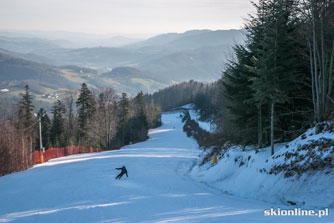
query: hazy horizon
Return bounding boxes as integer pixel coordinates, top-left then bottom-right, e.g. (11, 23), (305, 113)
(1, 0), (256, 38)
(0, 27), (242, 40)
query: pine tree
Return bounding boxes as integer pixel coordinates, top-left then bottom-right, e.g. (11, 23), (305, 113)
(220, 0), (313, 150)
(146, 103), (162, 128)
(17, 85), (35, 166)
(117, 93), (130, 145)
(76, 83), (96, 143)
(134, 91), (149, 138)
(64, 90), (76, 143)
(134, 91), (146, 116)
(18, 85), (34, 129)
(249, 0), (310, 154)
(222, 45), (260, 145)
(221, 0), (273, 146)
(119, 93), (130, 127)
(50, 100), (66, 147)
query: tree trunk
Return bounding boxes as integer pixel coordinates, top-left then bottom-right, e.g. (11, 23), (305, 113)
(312, 5), (321, 122)
(308, 0), (334, 121)
(257, 105), (263, 148)
(271, 102), (275, 156)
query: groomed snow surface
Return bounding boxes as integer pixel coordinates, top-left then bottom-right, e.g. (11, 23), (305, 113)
(0, 112), (333, 222)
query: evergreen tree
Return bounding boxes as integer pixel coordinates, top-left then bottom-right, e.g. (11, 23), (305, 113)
(133, 91), (149, 141)
(119, 93), (130, 127)
(222, 45), (259, 145)
(64, 90), (76, 143)
(249, 0), (305, 155)
(145, 81), (207, 111)
(134, 91), (146, 116)
(146, 103), (162, 128)
(220, 0), (313, 151)
(50, 100), (66, 147)
(220, 0), (272, 146)
(117, 93), (130, 145)
(76, 83), (96, 143)
(17, 85), (35, 162)
(18, 85), (34, 129)
(126, 116), (149, 144)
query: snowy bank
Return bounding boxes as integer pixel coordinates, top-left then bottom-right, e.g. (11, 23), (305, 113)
(180, 104), (216, 133)
(190, 122), (334, 208)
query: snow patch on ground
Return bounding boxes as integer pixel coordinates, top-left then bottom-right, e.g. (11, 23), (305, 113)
(190, 123), (334, 208)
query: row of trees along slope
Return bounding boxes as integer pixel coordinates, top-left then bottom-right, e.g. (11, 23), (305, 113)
(189, 0), (334, 155)
(0, 83), (161, 176)
(145, 80), (218, 116)
(146, 0), (334, 157)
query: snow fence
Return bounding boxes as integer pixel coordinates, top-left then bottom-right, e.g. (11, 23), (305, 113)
(33, 146), (102, 165)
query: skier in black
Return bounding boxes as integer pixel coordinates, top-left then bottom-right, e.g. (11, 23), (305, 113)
(115, 166), (128, 179)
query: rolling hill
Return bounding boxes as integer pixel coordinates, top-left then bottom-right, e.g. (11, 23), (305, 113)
(0, 29), (245, 108)
(0, 36), (62, 54)
(0, 52), (168, 110)
(0, 29), (244, 81)
(0, 52), (71, 89)
(131, 29), (244, 51)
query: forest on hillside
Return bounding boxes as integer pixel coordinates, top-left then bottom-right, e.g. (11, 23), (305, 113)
(220, 0), (334, 153)
(1, 0), (333, 177)
(149, 0), (334, 154)
(0, 84), (161, 176)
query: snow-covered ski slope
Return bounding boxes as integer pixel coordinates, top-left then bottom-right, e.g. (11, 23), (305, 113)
(0, 112), (332, 223)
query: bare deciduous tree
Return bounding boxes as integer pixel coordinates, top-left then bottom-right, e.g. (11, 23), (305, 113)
(301, 0), (334, 121)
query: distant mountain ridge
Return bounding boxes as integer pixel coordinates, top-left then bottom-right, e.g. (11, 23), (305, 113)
(0, 29), (245, 105)
(0, 35), (62, 54)
(131, 29), (244, 51)
(0, 30), (142, 49)
(0, 52), (61, 83)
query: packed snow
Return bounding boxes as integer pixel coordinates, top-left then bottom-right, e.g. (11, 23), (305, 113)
(0, 111), (332, 222)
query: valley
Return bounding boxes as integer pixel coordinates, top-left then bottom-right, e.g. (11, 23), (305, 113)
(0, 29), (244, 109)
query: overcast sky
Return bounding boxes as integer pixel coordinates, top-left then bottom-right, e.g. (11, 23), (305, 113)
(0, 0), (256, 36)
